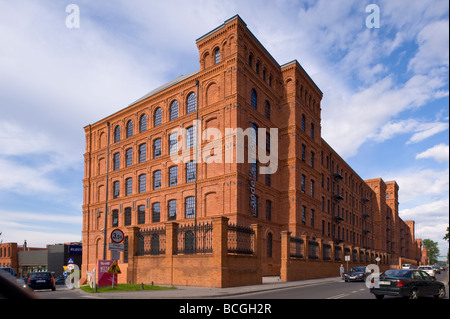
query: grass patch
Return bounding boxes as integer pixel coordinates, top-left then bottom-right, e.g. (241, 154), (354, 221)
(80, 283), (176, 293)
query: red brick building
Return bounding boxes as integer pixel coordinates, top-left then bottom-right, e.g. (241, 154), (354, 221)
(81, 15), (424, 287)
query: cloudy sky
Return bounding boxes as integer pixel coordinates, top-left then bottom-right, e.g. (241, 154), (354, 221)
(0, 0), (448, 258)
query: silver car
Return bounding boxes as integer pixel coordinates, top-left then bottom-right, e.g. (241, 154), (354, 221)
(418, 266), (435, 278)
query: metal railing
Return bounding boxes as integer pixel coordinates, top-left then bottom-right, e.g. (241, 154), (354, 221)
(227, 223), (254, 254)
(137, 226), (166, 256)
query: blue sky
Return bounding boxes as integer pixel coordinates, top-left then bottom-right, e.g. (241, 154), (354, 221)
(0, 0), (448, 258)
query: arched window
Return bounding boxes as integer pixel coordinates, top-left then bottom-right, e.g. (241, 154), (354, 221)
(125, 178), (132, 196)
(126, 120), (133, 138)
(248, 54), (253, 67)
(114, 126), (120, 143)
(154, 107), (162, 127)
(169, 100), (178, 121)
(214, 48), (221, 64)
(139, 114), (147, 133)
(186, 92), (196, 114)
(125, 148), (132, 167)
(251, 89), (257, 109)
(256, 62), (260, 74)
(113, 181), (119, 199)
(138, 174), (146, 193)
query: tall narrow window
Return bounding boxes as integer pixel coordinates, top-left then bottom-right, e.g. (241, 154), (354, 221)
(138, 143), (146, 163)
(154, 108), (162, 127)
(301, 174), (306, 193)
(214, 48), (221, 64)
(138, 205), (145, 224)
(256, 62), (260, 74)
(126, 120), (133, 138)
(170, 100), (178, 121)
(153, 138), (161, 158)
(185, 196), (195, 219)
(153, 170), (161, 190)
(301, 144), (306, 161)
(266, 200), (272, 221)
(310, 152), (315, 168)
(114, 126), (120, 143)
(113, 181), (119, 199)
(310, 123), (315, 139)
(112, 209), (119, 227)
(302, 206), (306, 224)
(169, 132), (178, 154)
(125, 178), (132, 196)
(248, 54), (253, 67)
(186, 92), (196, 114)
(186, 126), (195, 149)
(139, 114), (147, 132)
(152, 202), (160, 223)
(251, 89), (257, 109)
(124, 207), (131, 226)
(169, 166), (178, 187)
(138, 174), (146, 193)
(113, 152), (120, 171)
(265, 100), (270, 119)
(267, 233), (273, 258)
(186, 161), (196, 183)
(168, 199), (177, 221)
(310, 180), (315, 198)
(311, 209), (315, 227)
(301, 114), (306, 132)
(125, 148), (132, 167)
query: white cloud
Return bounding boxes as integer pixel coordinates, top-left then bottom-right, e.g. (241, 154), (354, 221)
(371, 119), (449, 144)
(408, 20), (449, 75)
(416, 144), (450, 162)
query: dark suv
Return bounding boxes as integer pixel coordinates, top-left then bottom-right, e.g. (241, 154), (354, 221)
(27, 272), (56, 291)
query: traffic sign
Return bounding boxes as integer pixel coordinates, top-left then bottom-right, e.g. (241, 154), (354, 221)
(109, 243), (124, 251)
(67, 258), (74, 264)
(107, 261), (121, 274)
(111, 228), (124, 244)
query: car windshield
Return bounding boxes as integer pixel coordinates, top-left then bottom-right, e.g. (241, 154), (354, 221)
(351, 267), (365, 272)
(383, 270), (411, 278)
(419, 266), (432, 270)
(30, 273), (51, 279)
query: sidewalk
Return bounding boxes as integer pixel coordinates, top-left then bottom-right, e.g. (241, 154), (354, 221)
(75, 276), (343, 299)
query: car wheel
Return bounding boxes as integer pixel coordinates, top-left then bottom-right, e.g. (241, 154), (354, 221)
(409, 288), (419, 299)
(434, 286), (445, 299)
(375, 294), (384, 300)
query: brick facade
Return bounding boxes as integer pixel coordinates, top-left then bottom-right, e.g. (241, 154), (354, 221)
(81, 15), (424, 287)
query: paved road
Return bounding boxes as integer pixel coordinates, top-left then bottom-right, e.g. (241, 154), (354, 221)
(230, 271), (449, 299)
(32, 271), (448, 300)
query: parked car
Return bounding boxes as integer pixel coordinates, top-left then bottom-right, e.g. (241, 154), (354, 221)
(418, 266), (435, 278)
(27, 272), (56, 291)
(402, 264), (413, 269)
(344, 266), (369, 282)
(433, 266), (441, 274)
(370, 269), (446, 299)
(0, 267), (17, 277)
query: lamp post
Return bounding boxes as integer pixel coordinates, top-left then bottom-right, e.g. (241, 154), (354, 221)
(103, 122), (111, 260)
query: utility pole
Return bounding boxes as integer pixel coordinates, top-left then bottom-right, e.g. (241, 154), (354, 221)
(103, 122), (111, 260)
(194, 79), (199, 253)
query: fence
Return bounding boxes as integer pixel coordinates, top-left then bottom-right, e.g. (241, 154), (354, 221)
(137, 225), (166, 256)
(280, 231), (391, 282)
(176, 222), (213, 254)
(227, 223), (254, 254)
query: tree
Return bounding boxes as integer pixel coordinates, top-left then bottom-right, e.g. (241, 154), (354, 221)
(423, 239), (439, 265)
(444, 227), (449, 263)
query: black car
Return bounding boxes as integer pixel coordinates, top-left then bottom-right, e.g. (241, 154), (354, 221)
(370, 269), (446, 299)
(344, 266), (369, 282)
(27, 272), (56, 291)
